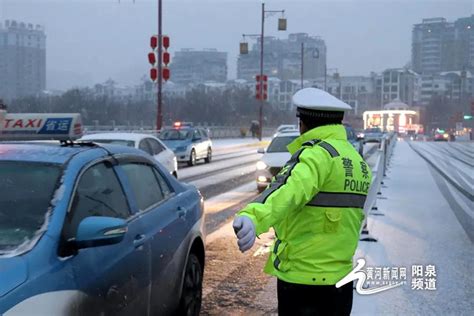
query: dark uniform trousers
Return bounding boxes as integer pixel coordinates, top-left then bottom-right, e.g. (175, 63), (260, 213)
(277, 279), (353, 316)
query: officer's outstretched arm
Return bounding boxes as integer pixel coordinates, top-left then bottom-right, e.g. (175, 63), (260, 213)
(238, 147), (330, 235)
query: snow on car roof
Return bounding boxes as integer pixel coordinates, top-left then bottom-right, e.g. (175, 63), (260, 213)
(274, 131), (300, 138)
(80, 132), (158, 142)
(0, 143), (92, 164)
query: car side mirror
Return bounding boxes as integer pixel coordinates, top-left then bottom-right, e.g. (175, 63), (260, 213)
(257, 148), (265, 154)
(74, 216), (127, 249)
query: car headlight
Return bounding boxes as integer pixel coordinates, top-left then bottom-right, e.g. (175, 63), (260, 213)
(257, 175), (268, 183)
(443, 133), (449, 139)
(256, 161), (267, 170)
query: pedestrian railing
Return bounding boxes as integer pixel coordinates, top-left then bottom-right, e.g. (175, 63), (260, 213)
(360, 133), (397, 241)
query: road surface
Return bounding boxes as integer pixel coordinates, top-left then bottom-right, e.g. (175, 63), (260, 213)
(192, 138), (473, 315)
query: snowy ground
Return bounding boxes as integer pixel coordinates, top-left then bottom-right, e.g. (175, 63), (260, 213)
(353, 140), (473, 315)
(200, 140), (474, 315)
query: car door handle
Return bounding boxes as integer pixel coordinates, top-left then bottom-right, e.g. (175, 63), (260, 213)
(177, 206), (188, 219)
(133, 234), (146, 248)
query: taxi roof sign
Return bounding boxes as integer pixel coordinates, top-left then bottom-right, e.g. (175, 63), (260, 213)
(0, 111), (83, 141)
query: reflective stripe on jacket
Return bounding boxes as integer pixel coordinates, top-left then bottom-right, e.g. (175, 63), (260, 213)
(238, 124), (372, 286)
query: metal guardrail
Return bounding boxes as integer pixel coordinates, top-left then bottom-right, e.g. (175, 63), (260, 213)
(360, 133), (397, 241)
(83, 126), (275, 139)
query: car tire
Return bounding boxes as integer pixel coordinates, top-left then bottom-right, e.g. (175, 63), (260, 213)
(177, 253), (203, 316)
(188, 149), (196, 166)
(204, 148), (212, 163)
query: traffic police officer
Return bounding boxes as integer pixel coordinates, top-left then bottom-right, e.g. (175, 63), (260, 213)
(233, 88), (372, 315)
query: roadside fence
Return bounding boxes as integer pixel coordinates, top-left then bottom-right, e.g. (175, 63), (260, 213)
(360, 132), (397, 242)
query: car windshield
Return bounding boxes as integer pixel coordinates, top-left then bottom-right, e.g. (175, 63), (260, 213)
(267, 136), (298, 153)
(86, 139), (135, 147)
(159, 129), (193, 141)
(364, 128), (382, 133)
(0, 162), (61, 253)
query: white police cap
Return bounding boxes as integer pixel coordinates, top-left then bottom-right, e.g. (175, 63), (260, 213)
(293, 87), (352, 112)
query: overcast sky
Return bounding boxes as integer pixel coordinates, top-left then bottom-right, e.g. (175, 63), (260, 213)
(0, 0), (472, 90)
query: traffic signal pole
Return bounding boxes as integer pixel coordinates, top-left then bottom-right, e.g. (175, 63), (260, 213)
(240, 3), (285, 140)
(259, 2), (265, 141)
(156, 0), (163, 131)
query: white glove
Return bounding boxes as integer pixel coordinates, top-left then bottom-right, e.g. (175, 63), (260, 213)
(233, 216), (256, 253)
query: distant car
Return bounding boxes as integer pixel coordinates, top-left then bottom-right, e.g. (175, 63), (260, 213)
(0, 119), (205, 316)
(434, 130), (449, 141)
(159, 123), (212, 166)
(363, 127), (384, 143)
(344, 124), (364, 156)
(256, 131), (300, 192)
(80, 132), (178, 178)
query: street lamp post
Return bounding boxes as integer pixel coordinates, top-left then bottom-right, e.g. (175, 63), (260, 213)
(156, 0), (163, 131)
(240, 2), (286, 141)
(259, 2), (265, 141)
(301, 42), (304, 89)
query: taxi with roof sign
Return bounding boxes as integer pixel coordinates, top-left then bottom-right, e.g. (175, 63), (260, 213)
(0, 112), (206, 316)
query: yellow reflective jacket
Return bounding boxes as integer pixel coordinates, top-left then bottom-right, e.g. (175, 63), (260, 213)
(238, 124), (372, 286)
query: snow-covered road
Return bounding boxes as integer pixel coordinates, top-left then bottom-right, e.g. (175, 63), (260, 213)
(200, 139), (474, 315)
(352, 140), (474, 315)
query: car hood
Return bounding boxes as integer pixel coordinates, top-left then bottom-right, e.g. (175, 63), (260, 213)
(161, 140), (190, 150)
(0, 257), (28, 297)
(262, 152), (291, 167)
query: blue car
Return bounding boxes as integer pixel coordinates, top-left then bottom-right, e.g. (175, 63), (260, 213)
(0, 141), (205, 315)
(159, 123), (213, 166)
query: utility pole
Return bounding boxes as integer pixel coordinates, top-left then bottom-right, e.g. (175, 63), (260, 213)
(156, 0), (163, 131)
(258, 2), (265, 141)
(240, 3), (286, 140)
(300, 42), (304, 89)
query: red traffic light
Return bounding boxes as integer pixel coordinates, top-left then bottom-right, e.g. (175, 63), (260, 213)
(163, 52), (170, 65)
(148, 52), (156, 65)
(162, 35), (170, 49)
(162, 67), (170, 81)
(150, 36), (158, 50)
(150, 68), (158, 81)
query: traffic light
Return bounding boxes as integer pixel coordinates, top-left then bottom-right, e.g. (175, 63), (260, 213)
(240, 42), (249, 55)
